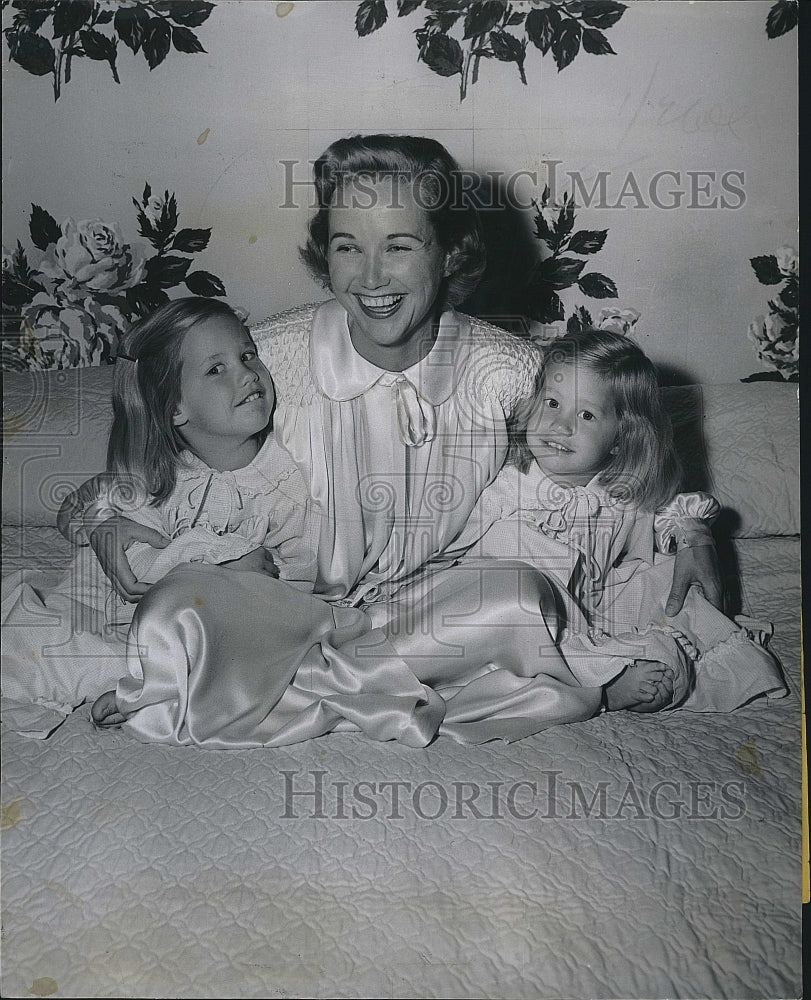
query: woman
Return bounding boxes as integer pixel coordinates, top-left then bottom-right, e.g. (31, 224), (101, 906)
(62, 135), (721, 746)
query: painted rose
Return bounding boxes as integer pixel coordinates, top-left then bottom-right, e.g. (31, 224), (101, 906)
(143, 194), (166, 228)
(21, 293), (117, 369)
(748, 313), (798, 379)
(39, 219), (145, 295)
(774, 246), (798, 278)
(597, 307), (641, 337)
(539, 203), (560, 230)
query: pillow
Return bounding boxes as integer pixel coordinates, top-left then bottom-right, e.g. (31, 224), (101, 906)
(3, 366), (114, 526)
(2, 369), (800, 538)
(662, 382), (799, 538)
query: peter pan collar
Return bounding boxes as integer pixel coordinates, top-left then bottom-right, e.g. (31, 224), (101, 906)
(521, 465), (614, 507)
(310, 298), (471, 404)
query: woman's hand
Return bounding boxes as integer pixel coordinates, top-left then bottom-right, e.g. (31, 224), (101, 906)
(221, 546), (280, 578)
(666, 543), (723, 615)
(56, 472), (118, 543)
(88, 516), (171, 603)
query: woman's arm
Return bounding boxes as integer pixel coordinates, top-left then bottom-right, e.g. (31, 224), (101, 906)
(57, 472), (119, 544)
(58, 474), (170, 601)
(87, 516), (171, 602)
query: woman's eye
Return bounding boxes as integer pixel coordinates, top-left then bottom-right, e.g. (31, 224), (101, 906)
(334, 244), (359, 253)
(388, 244), (411, 253)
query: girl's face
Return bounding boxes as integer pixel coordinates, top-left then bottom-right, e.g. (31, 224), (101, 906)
(526, 361), (619, 486)
(327, 176), (451, 369)
(174, 314), (274, 446)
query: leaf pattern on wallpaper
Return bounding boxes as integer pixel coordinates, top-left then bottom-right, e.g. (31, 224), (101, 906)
(354, 0), (628, 100)
(2, 0), (215, 100)
(765, 0), (797, 39)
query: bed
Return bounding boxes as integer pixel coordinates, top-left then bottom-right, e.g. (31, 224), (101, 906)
(1, 366), (802, 999)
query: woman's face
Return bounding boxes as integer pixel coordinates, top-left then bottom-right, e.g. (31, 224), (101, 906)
(327, 176), (450, 370)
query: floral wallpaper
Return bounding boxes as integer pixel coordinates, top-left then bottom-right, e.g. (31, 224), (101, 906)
(0, 0), (799, 377)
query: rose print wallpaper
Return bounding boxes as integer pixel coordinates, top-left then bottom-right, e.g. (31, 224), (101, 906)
(1, 0), (799, 382)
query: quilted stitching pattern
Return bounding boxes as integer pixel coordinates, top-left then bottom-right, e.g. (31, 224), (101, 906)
(662, 382), (799, 538)
(3, 367), (115, 527)
(250, 304), (320, 410)
(1, 533), (802, 998)
(1, 690), (800, 998)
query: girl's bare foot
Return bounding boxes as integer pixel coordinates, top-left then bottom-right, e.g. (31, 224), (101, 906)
(91, 690), (126, 728)
(605, 660), (674, 713)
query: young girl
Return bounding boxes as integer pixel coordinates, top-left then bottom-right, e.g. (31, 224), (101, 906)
(453, 328), (786, 717)
(2, 297), (319, 738)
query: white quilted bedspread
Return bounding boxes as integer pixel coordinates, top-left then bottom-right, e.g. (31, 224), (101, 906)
(1, 530), (802, 999)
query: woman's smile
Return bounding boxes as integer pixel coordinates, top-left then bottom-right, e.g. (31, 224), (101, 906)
(354, 292), (407, 318)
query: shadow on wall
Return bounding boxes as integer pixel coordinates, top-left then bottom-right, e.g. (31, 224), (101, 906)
(660, 383), (743, 613)
(459, 172), (540, 338)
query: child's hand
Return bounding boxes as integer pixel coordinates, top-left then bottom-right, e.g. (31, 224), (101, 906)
(221, 546), (280, 578)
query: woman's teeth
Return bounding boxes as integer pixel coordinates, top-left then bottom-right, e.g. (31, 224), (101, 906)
(356, 293), (405, 315)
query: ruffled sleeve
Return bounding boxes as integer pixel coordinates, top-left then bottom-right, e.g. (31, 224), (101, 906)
(126, 517), (270, 584)
(653, 492), (720, 553)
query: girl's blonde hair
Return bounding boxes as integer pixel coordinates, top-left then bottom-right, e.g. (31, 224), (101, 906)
(107, 297), (254, 504)
(510, 328), (682, 511)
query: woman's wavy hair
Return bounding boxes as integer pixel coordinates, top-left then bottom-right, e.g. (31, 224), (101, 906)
(107, 297), (252, 505)
(510, 328), (682, 511)
(300, 134), (486, 306)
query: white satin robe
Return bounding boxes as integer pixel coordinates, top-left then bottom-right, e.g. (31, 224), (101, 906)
(114, 301), (603, 748)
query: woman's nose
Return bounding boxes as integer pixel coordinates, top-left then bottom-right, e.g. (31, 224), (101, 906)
(361, 251), (387, 288)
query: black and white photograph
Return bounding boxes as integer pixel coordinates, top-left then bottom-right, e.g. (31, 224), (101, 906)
(1, 1), (801, 997)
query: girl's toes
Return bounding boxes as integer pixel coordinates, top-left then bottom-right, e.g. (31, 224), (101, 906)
(91, 691), (125, 729)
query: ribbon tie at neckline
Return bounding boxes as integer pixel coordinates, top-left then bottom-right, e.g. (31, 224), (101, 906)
(523, 486), (607, 599)
(378, 372), (437, 448)
(186, 470), (246, 531)
(528, 487), (602, 536)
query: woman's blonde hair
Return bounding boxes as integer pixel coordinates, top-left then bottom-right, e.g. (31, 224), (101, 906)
(510, 328), (682, 511)
(106, 297), (254, 504)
